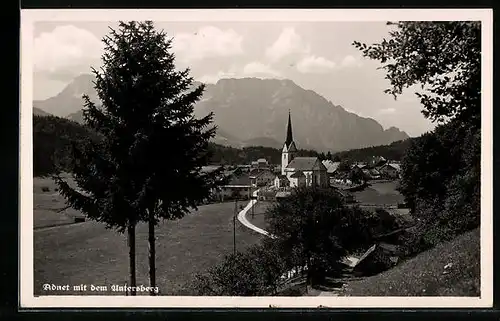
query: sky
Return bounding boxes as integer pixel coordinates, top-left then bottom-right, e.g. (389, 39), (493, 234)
(32, 20), (436, 137)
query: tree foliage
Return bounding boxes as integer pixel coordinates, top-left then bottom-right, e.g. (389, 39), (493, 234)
(266, 187), (373, 284)
(354, 21), (480, 127)
(354, 21), (481, 247)
(333, 139), (412, 163)
(192, 240), (287, 296)
(33, 115), (99, 176)
(399, 119), (480, 244)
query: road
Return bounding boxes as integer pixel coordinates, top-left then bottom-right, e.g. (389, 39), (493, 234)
(236, 189), (275, 239)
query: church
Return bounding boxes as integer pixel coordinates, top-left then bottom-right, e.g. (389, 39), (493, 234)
(274, 111), (329, 189)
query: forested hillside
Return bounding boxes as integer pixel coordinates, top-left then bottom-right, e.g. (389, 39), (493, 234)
(34, 113), (414, 176)
(33, 115), (99, 176)
(33, 115), (321, 176)
(332, 139), (413, 162)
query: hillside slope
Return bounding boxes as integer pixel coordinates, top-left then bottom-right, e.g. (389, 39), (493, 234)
(343, 228), (480, 296)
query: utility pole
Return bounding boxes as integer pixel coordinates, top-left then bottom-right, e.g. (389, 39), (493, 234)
(252, 191), (255, 219)
(233, 197), (237, 256)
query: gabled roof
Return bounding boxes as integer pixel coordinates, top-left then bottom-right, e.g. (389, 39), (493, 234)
(381, 163), (401, 171)
(286, 157), (326, 171)
(249, 168), (273, 178)
(322, 160), (341, 173)
(289, 170), (305, 178)
(201, 165), (223, 173)
(227, 174), (251, 186)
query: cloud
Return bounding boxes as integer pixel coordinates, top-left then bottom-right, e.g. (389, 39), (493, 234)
(172, 26), (244, 62)
(296, 55), (336, 74)
(242, 62), (281, 77)
(197, 61), (281, 84)
(198, 70), (238, 84)
(265, 27), (310, 62)
(34, 25), (104, 78)
(378, 107), (397, 114)
(340, 55), (363, 68)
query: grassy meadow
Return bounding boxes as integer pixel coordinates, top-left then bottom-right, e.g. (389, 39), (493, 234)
(33, 176), (265, 296)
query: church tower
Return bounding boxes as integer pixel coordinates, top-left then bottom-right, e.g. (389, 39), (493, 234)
(281, 110), (297, 175)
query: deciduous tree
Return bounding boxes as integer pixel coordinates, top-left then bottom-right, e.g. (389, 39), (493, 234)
(353, 21), (480, 127)
(266, 187), (372, 286)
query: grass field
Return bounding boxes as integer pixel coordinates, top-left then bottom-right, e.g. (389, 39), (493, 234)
(33, 176), (265, 296)
(342, 228), (480, 296)
(352, 181), (404, 205)
(247, 201), (274, 231)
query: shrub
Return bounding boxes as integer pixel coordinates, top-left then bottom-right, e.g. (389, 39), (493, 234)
(41, 186), (50, 192)
(398, 226), (433, 259)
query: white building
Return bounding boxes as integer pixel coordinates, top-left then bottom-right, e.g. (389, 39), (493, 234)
(275, 111), (329, 189)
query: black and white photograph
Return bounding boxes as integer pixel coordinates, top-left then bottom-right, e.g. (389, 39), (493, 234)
(20, 9), (493, 308)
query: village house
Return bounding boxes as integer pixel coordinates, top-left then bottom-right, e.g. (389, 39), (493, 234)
(221, 173), (253, 201)
(351, 162), (368, 170)
(378, 162), (401, 179)
(251, 158), (270, 169)
(273, 174), (289, 189)
(322, 160), (341, 182)
(371, 156), (387, 168)
(236, 164), (251, 173)
(249, 168), (276, 187)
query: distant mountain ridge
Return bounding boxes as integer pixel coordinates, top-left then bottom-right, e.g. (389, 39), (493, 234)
(33, 74), (409, 152)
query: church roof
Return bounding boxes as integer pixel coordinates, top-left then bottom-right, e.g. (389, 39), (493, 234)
(285, 110), (294, 148)
(283, 141), (297, 152)
(286, 157), (326, 171)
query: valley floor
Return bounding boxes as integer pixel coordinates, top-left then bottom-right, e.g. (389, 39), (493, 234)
(33, 177), (264, 296)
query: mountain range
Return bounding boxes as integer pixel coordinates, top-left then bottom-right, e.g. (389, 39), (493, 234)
(33, 74), (409, 152)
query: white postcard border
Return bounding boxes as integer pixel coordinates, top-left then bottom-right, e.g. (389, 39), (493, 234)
(20, 8), (494, 308)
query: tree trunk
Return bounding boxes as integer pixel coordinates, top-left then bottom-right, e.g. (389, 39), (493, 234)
(128, 222), (137, 296)
(148, 209), (156, 296)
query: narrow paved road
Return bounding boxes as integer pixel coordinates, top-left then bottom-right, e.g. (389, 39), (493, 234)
(236, 189), (275, 239)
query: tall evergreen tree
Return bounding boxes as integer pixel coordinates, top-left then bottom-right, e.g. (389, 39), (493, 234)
(54, 21), (221, 295)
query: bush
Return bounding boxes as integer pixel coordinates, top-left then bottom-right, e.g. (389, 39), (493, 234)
(41, 186), (50, 192)
(192, 241), (287, 296)
(398, 226), (433, 259)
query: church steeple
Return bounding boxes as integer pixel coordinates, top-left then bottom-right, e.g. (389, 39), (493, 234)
(285, 110), (293, 148)
(281, 110), (297, 176)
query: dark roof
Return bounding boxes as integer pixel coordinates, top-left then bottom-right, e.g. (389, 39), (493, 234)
(286, 157), (326, 171)
(227, 174), (251, 186)
(290, 170), (305, 178)
(249, 168), (273, 177)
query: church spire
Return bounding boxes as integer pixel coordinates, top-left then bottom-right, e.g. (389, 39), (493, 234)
(285, 109), (293, 148)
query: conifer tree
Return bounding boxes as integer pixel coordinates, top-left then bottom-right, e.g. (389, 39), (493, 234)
(54, 21), (221, 295)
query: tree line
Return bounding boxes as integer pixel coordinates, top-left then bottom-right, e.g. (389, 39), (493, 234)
(354, 21), (481, 251)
